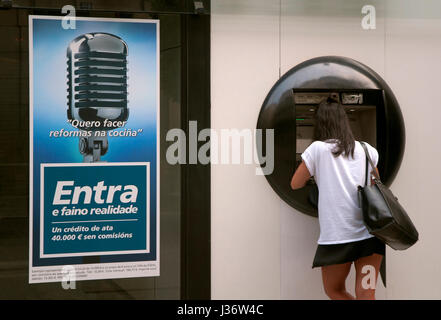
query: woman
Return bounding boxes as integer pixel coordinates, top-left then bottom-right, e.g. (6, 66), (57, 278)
(290, 96), (385, 300)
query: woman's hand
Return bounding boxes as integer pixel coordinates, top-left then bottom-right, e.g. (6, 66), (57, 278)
(290, 161), (312, 190)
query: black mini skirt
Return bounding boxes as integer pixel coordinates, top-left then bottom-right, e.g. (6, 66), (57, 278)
(312, 236), (385, 268)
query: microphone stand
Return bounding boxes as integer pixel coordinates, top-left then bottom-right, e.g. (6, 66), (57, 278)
(79, 133), (108, 163)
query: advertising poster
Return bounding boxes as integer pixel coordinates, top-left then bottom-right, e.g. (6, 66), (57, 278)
(28, 16), (159, 283)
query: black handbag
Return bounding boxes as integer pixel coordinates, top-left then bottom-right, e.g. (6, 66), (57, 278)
(308, 181), (319, 209)
(358, 142), (419, 250)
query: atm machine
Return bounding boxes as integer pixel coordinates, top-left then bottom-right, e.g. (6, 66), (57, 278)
(294, 90), (377, 167)
(256, 56), (406, 286)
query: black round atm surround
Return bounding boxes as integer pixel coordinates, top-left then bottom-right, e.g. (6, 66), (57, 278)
(256, 56), (405, 217)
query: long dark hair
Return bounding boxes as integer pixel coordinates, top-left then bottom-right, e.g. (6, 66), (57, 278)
(313, 95), (355, 158)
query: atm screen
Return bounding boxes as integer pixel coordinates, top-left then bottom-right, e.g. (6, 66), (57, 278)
(293, 91), (377, 168)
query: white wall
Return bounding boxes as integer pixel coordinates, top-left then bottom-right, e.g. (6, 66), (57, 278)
(211, 0), (282, 299)
(383, 1), (441, 299)
(211, 0), (441, 299)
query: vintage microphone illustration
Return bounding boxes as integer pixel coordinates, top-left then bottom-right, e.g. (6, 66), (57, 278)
(67, 32), (129, 162)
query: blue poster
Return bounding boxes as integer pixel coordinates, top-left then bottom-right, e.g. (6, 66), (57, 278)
(29, 16), (159, 283)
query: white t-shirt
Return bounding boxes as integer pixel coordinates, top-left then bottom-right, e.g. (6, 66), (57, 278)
(301, 140), (379, 245)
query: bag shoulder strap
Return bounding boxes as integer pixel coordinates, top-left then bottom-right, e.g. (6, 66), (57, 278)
(363, 145), (368, 186)
(359, 141), (381, 185)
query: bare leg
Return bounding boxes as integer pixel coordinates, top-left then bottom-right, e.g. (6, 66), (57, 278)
(321, 262), (355, 300)
(354, 253), (383, 300)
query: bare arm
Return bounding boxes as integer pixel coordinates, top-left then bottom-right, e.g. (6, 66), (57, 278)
(290, 161), (312, 190)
